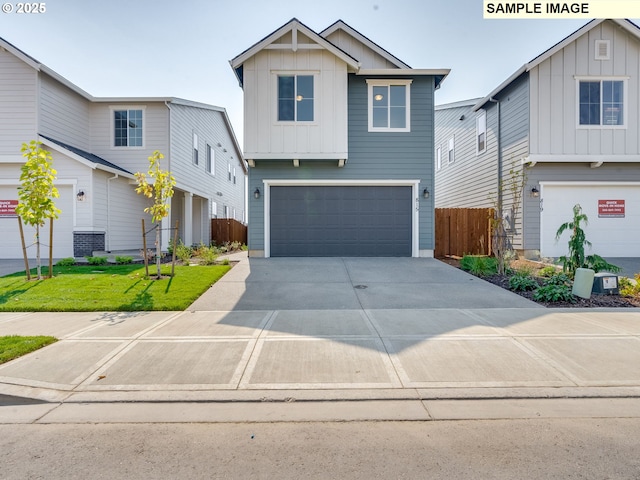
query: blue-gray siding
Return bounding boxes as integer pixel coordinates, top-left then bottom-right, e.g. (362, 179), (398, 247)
(248, 74), (436, 253)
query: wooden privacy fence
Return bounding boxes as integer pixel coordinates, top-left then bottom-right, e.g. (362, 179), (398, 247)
(211, 218), (247, 245)
(435, 208), (494, 258)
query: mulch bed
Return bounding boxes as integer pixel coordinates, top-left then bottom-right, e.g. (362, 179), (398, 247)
(438, 257), (640, 308)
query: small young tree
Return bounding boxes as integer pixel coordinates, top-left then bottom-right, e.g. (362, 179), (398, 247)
(135, 150), (176, 279)
(488, 159), (528, 275)
(15, 141), (61, 280)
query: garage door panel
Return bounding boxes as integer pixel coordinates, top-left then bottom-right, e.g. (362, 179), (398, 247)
(541, 185), (640, 258)
(270, 185), (412, 257)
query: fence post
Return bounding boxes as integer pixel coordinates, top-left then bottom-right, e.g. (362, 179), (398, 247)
(171, 220), (179, 277)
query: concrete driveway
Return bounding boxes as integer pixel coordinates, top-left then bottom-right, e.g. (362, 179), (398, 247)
(188, 256), (540, 311)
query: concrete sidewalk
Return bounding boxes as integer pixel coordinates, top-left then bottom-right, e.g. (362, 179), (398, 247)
(1, 254), (640, 423)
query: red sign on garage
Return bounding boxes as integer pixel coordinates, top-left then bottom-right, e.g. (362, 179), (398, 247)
(598, 199), (625, 218)
(0, 200), (18, 217)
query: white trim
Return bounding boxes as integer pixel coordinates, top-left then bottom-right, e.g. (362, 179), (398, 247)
(526, 154), (640, 164)
(357, 69), (450, 76)
(274, 71), (318, 124)
(262, 179), (421, 258)
(436, 146), (442, 171)
(476, 111), (487, 155)
(448, 136), (455, 164)
(244, 152), (349, 160)
(366, 79), (412, 133)
(575, 77), (628, 129)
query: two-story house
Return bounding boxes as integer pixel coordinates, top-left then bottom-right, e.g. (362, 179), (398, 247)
(231, 18), (448, 257)
(0, 37), (246, 260)
(435, 19), (640, 260)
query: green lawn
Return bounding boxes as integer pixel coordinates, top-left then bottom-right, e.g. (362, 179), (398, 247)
(0, 264), (231, 311)
(0, 335), (58, 364)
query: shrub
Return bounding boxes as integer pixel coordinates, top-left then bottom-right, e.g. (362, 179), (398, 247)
(115, 256), (133, 265)
(175, 242), (193, 263)
(85, 256), (107, 266)
(221, 258), (230, 266)
(620, 274), (640, 298)
(460, 255), (498, 277)
(56, 257), (75, 267)
(509, 272), (539, 292)
(532, 273), (575, 303)
(585, 254), (621, 274)
(539, 265), (558, 278)
(197, 244), (218, 265)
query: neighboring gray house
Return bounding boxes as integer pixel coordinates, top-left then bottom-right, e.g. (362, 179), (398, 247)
(435, 19), (640, 259)
(0, 37), (246, 259)
(231, 18), (448, 257)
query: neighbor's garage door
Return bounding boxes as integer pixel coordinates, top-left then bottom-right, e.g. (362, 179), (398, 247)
(0, 185), (74, 259)
(270, 185), (412, 257)
(541, 184), (640, 258)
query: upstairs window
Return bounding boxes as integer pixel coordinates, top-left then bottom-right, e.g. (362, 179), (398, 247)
(206, 144), (214, 175)
(193, 132), (199, 165)
(367, 79), (411, 132)
(448, 137), (455, 164)
(278, 75), (314, 122)
(476, 111), (486, 153)
(578, 79), (625, 127)
(114, 109), (143, 147)
(436, 146), (442, 171)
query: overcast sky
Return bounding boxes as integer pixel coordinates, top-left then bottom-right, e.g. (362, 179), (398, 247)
(0, 0), (634, 146)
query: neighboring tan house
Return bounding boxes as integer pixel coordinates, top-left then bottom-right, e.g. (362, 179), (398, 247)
(435, 19), (640, 259)
(0, 37), (246, 259)
(230, 18), (449, 257)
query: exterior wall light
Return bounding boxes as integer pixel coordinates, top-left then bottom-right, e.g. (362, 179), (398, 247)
(423, 188), (430, 199)
(254, 188), (261, 199)
(77, 190), (85, 202)
(530, 187), (540, 197)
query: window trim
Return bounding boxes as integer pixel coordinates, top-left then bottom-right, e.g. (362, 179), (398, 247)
(274, 71), (318, 124)
(192, 132), (199, 165)
(575, 76), (628, 129)
(476, 111), (487, 154)
(436, 146), (442, 171)
(110, 106), (145, 149)
(448, 136), (455, 164)
(366, 79), (412, 133)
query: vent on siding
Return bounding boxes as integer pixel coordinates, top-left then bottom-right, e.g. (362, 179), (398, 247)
(595, 40), (610, 60)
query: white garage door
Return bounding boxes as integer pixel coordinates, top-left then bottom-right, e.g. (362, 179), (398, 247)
(0, 185), (74, 259)
(540, 183), (640, 258)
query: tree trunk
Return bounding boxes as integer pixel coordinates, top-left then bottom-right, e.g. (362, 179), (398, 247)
(36, 224), (41, 280)
(155, 222), (161, 279)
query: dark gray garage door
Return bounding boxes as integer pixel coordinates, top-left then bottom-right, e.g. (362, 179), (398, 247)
(270, 185), (412, 257)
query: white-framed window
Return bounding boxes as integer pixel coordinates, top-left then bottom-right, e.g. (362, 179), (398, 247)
(223, 205), (228, 218)
(448, 137), (455, 164)
(366, 79), (412, 132)
(192, 132), (199, 165)
(476, 111), (487, 154)
(436, 146), (442, 171)
(211, 200), (217, 218)
(206, 144), (214, 175)
(227, 164), (231, 181)
(577, 78), (626, 127)
(113, 108), (143, 147)
(278, 74), (314, 122)
(233, 167), (236, 185)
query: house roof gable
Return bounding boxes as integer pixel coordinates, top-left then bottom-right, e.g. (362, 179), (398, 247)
(229, 18), (360, 86)
(319, 20), (411, 69)
(474, 19), (640, 110)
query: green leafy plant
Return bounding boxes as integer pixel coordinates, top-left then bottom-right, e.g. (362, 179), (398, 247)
(584, 254), (621, 274)
(509, 271), (539, 292)
(539, 265), (558, 278)
(460, 255), (498, 277)
(56, 257), (75, 267)
(221, 258), (230, 266)
(195, 244), (218, 265)
(85, 256), (108, 266)
(115, 256), (133, 265)
(532, 273), (575, 303)
(15, 141), (61, 280)
(175, 241), (193, 263)
(556, 204), (590, 276)
(619, 274), (640, 298)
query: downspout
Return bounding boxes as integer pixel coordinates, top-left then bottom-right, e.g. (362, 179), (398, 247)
(106, 174), (118, 251)
(488, 97), (502, 214)
(164, 100), (173, 250)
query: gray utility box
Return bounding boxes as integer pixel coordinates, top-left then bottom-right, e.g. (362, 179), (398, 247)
(592, 272), (619, 295)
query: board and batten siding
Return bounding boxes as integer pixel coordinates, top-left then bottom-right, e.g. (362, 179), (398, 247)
(242, 48), (348, 159)
(247, 74), (436, 252)
(39, 74), (91, 151)
(322, 30), (399, 69)
(89, 102), (170, 174)
(0, 49), (37, 158)
(530, 20), (640, 156)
